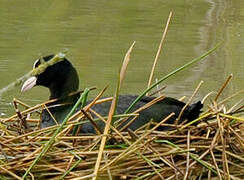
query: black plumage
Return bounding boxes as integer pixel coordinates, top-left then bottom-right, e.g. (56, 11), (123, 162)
(21, 55), (203, 133)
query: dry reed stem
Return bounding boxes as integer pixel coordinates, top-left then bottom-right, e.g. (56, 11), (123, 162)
(43, 104), (59, 125)
(0, 166), (23, 180)
(92, 42), (135, 180)
(214, 74), (233, 101)
(80, 109), (103, 134)
(13, 98), (32, 109)
(147, 12), (172, 94)
(183, 130), (190, 180)
(217, 113), (230, 179)
(119, 41), (136, 87)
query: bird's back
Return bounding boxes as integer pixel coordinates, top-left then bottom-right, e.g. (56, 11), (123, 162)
(80, 95), (203, 133)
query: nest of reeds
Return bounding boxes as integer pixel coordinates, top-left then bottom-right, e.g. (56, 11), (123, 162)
(0, 73), (243, 180)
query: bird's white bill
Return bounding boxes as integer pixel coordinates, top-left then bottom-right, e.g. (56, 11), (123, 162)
(21, 76), (37, 92)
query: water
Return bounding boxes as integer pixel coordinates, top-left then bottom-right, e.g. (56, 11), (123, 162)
(0, 0), (243, 117)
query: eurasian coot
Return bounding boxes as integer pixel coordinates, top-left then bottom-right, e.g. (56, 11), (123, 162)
(21, 55), (203, 133)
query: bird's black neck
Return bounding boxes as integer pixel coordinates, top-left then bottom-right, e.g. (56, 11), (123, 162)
(49, 83), (78, 100)
(48, 66), (79, 100)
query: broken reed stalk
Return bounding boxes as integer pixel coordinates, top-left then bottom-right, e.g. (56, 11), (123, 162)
(214, 74), (233, 101)
(80, 110), (103, 134)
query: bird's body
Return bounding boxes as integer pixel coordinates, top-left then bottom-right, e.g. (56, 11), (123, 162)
(22, 55), (203, 133)
(82, 95), (202, 133)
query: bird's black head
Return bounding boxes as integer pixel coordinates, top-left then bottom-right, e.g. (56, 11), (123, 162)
(22, 55), (80, 99)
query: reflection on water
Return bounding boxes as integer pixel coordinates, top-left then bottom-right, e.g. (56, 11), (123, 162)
(0, 0), (243, 116)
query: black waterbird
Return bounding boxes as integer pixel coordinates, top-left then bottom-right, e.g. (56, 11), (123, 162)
(21, 55), (203, 133)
